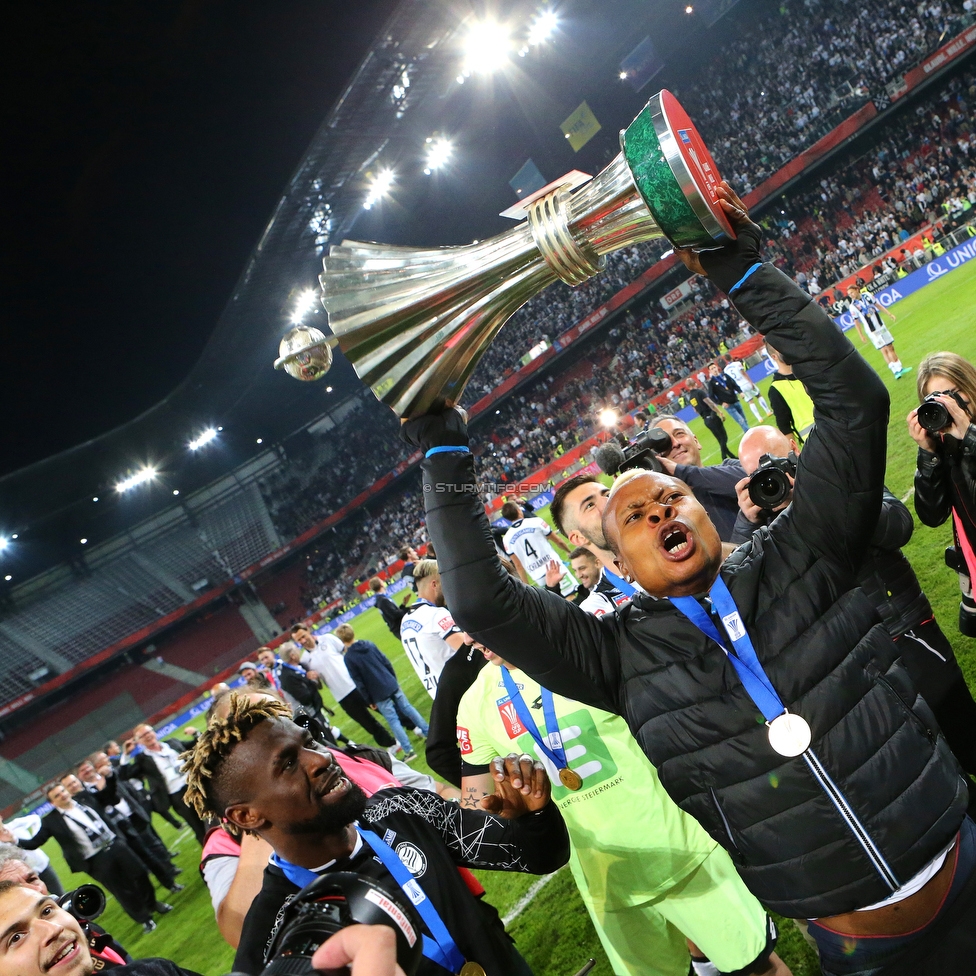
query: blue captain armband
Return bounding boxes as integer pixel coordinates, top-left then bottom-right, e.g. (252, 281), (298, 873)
(425, 445), (471, 458)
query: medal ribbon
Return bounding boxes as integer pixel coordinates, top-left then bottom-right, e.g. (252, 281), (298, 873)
(600, 568), (636, 598)
(500, 669), (570, 772)
(670, 576), (785, 723)
(271, 833), (465, 974)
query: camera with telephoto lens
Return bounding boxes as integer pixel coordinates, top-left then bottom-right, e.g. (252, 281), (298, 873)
(747, 453), (798, 510)
(58, 885), (106, 922)
(594, 428), (671, 476)
(916, 390), (968, 433)
(256, 871), (423, 976)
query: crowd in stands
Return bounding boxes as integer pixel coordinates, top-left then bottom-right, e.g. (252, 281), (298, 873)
(290, 64), (976, 610)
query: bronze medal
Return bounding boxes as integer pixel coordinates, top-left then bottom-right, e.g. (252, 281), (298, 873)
(460, 964), (487, 976)
(558, 767), (583, 791)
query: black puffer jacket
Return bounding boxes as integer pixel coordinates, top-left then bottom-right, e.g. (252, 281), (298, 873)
(417, 265), (967, 919)
(914, 424), (976, 550)
(735, 489), (932, 639)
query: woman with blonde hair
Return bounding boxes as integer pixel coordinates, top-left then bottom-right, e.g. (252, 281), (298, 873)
(909, 351), (976, 636)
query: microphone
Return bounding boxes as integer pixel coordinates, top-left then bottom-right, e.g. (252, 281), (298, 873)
(594, 442), (627, 475)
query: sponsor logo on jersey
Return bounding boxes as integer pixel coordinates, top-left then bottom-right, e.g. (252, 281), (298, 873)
(395, 842), (428, 877)
(457, 726), (473, 755)
(438, 615), (455, 631)
(496, 697), (527, 738)
(383, 829), (397, 846)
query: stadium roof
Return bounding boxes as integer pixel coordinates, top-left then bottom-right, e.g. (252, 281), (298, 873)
(0, 0), (745, 582)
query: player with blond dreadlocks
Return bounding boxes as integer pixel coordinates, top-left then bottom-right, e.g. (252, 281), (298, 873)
(182, 692), (570, 975)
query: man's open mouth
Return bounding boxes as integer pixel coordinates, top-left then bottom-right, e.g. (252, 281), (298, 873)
(318, 770), (351, 798)
(47, 940), (78, 970)
(659, 521), (695, 561)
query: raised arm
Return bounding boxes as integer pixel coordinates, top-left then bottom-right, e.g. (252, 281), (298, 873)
(401, 416), (620, 712)
(677, 184), (889, 570)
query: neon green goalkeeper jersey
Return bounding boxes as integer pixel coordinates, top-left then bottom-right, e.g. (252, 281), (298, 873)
(457, 664), (718, 910)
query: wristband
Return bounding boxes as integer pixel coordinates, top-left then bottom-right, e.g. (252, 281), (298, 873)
(425, 445), (471, 458)
(727, 262), (762, 296)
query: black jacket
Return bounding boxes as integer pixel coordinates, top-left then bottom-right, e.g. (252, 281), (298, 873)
(233, 787), (569, 976)
(119, 738), (194, 811)
(914, 424), (976, 553)
(732, 489), (932, 639)
(19, 805), (116, 874)
(375, 592), (409, 636)
(418, 265), (967, 919)
(277, 666), (324, 713)
(708, 373), (741, 406)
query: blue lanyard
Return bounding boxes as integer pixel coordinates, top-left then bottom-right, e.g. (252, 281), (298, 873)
(600, 568), (636, 598)
(500, 668), (569, 771)
(272, 832), (465, 974)
(670, 576), (785, 722)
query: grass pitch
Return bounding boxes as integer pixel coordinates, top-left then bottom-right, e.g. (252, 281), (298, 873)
(35, 260), (976, 976)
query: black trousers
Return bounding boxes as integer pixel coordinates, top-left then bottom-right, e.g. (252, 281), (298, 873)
(338, 689), (396, 747)
(169, 787), (206, 845)
(118, 819), (177, 888)
(897, 618), (976, 777)
(85, 839), (156, 924)
(702, 414), (734, 460)
(38, 864), (64, 897)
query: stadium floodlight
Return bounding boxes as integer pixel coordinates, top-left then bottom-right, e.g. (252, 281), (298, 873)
(685, 4), (694, 12)
(10, 534), (17, 540)
(3, 576), (10, 582)
(188, 427), (218, 451)
(173, 489), (180, 496)
(80, 538), (88, 545)
(115, 466), (158, 493)
(363, 168), (395, 210)
(424, 137), (454, 175)
(599, 408), (618, 428)
(0, 537), (8, 552)
(462, 19), (511, 75)
(290, 288), (318, 325)
(527, 8), (558, 46)
(619, 70), (628, 80)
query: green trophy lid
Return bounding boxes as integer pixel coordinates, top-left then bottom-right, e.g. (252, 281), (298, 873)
(622, 90), (735, 248)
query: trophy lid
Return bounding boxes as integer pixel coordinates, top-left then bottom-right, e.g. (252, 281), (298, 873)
(622, 90), (735, 247)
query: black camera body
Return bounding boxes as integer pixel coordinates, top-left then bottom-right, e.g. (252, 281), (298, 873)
(260, 871), (423, 976)
(917, 391), (968, 432)
(595, 428), (671, 476)
(748, 453), (798, 510)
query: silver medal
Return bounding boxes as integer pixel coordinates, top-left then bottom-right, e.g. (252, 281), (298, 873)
(766, 712), (812, 757)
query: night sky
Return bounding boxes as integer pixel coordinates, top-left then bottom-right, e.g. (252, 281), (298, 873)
(3, 0), (399, 478)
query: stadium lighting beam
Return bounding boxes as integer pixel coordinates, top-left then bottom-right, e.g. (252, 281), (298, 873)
(423, 136), (454, 175)
(527, 9), (558, 46)
(462, 19), (511, 75)
(0, 537), (8, 553)
(290, 288), (318, 325)
(363, 168), (395, 210)
(116, 466), (158, 493)
(599, 408), (619, 428)
(188, 427), (218, 451)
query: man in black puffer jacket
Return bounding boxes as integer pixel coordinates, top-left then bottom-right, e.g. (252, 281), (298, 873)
(402, 186), (974, 976)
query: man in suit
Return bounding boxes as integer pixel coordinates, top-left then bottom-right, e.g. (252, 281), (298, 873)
(76, 759), (183, 893)
(119, 726), (205, 844)
(16, 783), (161, 933)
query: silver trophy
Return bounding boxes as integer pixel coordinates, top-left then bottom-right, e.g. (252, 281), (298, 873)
(274, 90), (733, 419)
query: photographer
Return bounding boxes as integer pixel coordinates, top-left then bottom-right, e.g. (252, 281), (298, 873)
(651, 418), (746, 542)
(909, 352), (976, 638)
(183, 694), (569, 976)
(734, 425), (976, 776)
(0, 882), (199, 976)
(404, 184), (975, 975)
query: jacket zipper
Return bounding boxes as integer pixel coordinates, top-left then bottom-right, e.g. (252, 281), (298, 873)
(803, 748), (900, 891)
(709, 787), (740, 853)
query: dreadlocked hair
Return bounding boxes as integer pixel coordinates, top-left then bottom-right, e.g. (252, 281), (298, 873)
(182, 692), (291, 831)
